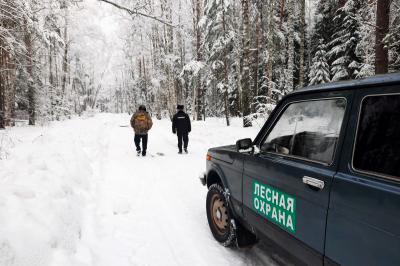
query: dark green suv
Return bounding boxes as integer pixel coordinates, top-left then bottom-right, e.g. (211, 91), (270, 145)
(200, 74), (400, 265)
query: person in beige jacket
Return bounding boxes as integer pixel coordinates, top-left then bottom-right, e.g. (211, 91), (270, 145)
(130, 105), (153, 156)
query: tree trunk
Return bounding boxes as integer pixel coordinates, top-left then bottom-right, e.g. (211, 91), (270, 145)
(195, 0), (203, 121)
(338, 0), (347, 8)
(375, 0), (390, 74)
(286, 0), (295, 93)
(266, 0), (275, 104)
(299, 0), (306, 88)
(176, 0), (184, 105)
(62, 3), (69, 97)
(5, 53), (15, 127)
(280, 0), (286, 29)
(0, 11), (16, 128)
(25, 26), (36, 125)
(49, 40), (55, 117)
(0, 46), (5, 129)
(241, 0), (252, 127)
(222, 0), (230, 126)
(254, 10), (261, 98)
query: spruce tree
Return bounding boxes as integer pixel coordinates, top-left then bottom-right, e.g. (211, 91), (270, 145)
(311, 0), (337, 65)
(202, 0), (235, 125)
(328, 0), (362, 81)
(356, 0), (375, 78)
(309, 40), (330, 85)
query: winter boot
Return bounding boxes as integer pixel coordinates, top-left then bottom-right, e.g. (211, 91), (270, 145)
(184, 148), (188, 154)
(178, 149), (182, 154)
(137, 149), (141, 156)
(142, 150), (146, 157)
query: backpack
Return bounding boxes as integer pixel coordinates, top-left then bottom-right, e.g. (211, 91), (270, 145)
(134, 113), (149, 131)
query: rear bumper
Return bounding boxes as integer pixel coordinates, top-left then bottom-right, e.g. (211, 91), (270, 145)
(199, 172), (206, 186)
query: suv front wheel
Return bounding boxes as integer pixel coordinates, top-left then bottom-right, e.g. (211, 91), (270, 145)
(206, 183), (236, 246)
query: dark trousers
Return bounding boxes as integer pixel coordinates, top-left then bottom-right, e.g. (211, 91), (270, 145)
(177, 132), (189, 151)
(134, 134), (148, 152)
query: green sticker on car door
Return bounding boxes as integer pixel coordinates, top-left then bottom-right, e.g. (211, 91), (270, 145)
(252, 180), (296, 234)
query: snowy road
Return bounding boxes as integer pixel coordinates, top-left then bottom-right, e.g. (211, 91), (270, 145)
(0, 114), (285, 266)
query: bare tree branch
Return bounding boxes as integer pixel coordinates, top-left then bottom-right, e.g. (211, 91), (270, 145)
(98, 0), (175, 27)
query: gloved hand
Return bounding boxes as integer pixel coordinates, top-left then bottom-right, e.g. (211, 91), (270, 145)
(173, 130), (176, 134)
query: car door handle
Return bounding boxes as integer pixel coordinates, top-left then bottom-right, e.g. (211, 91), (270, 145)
(302, 176), (325, 190)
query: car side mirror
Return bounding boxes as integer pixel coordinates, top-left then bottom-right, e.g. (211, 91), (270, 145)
(236, 138), (253, 152)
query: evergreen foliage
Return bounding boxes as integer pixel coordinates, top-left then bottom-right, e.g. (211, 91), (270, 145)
(309, 40), (330, 85)
(0, 0), (398, 129)
(328, 0), (362, 81)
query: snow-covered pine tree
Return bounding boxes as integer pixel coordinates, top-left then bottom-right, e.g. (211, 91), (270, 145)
(202, 0), (235, 125)
(251, 0), (279, 120)
(312, 1), (337, 43)
(309, 39), (330, 85)
(328, 0), (362, 81)
(356, 0), (375, 78)
(258, 0), (286, 105)
(310, 0), (337, 83)
(0, 0), (26, 128)
(227, 1), (243, 117)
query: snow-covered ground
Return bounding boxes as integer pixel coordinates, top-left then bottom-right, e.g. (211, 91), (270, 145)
(0, 114), (286, 266)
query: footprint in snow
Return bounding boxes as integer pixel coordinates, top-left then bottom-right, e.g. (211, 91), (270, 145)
(13, 188), (36, 199)
(0, 241), (15, 265)
(113, 201), (131, 215)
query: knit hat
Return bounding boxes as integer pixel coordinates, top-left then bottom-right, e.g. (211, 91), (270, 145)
(177, 105), (184, 110)
(138, 105), (146, 111)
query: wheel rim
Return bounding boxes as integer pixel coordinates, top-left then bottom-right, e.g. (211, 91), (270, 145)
(210, 194), (229, 235)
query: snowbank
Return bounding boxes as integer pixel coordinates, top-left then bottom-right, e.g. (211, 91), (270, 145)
(0, 119), (97, 265)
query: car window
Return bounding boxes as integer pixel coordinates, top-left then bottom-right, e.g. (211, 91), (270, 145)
(353, 94), (400, 180)
(261, 98), (347, 164)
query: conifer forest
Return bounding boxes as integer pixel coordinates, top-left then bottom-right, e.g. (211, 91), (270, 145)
(0, 0), (399, 128)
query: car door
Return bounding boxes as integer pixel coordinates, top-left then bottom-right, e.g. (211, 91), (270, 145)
(242, 91), (353, 265)
(325, 85), (400, 266)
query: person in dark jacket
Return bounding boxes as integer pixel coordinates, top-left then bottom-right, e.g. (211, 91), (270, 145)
(130, 105), (153, 156)
(172, 105), (191, 154)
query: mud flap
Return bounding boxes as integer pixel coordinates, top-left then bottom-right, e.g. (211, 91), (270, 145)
(224, 189), (258, 248)
(235, 221), (258, 248)
(223, 188), (258, 248)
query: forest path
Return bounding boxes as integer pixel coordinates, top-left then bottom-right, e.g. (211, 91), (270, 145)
(79, 114), (280, 266)
(0, 113), (283, 266)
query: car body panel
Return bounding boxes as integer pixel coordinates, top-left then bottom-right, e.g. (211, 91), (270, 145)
(325, 84), (400, 266)
(241, 90), (354, 265)
(207, 147), (246, 217)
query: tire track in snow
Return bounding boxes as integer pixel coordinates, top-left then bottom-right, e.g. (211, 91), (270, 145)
(79, 114), (283, 266)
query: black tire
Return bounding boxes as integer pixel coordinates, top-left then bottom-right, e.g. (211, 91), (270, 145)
(206, 183), (236, 247)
